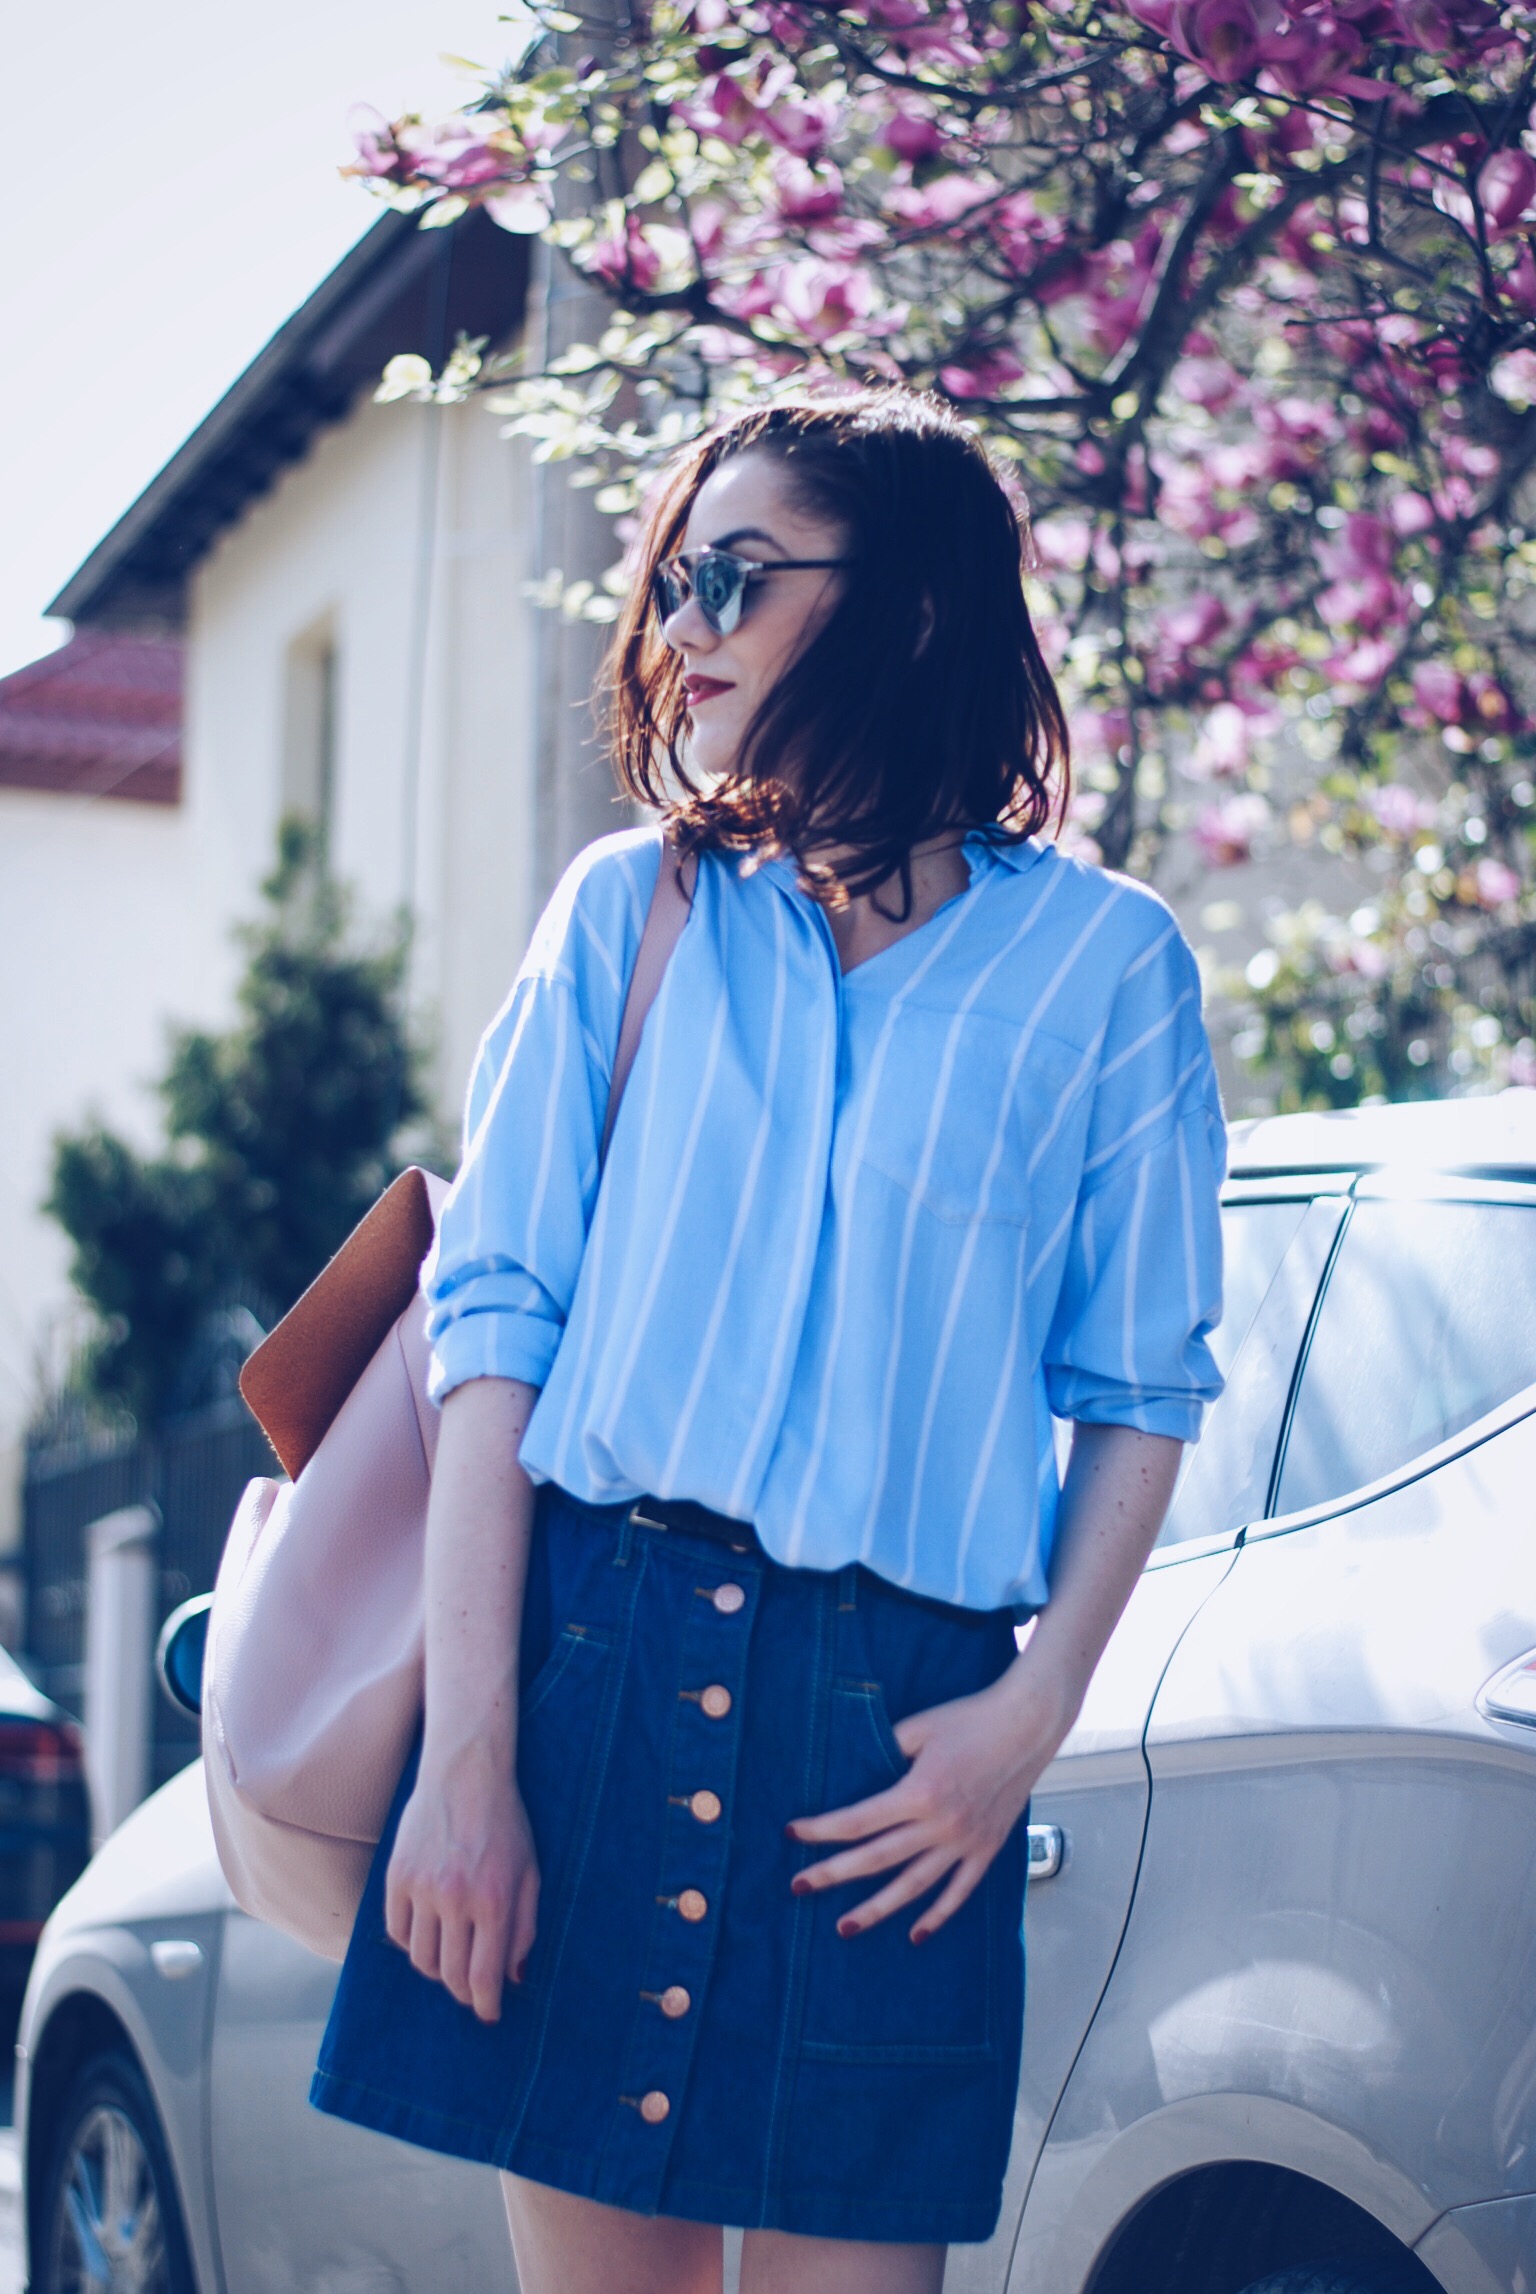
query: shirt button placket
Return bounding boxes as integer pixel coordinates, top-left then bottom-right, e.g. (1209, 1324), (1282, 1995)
(614, 1563), (760, 2205)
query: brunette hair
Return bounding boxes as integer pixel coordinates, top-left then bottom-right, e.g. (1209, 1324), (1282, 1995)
(604, 387), (1070, 904)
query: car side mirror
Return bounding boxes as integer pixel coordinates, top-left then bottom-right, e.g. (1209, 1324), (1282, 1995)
(156, 1594), (212, 1718)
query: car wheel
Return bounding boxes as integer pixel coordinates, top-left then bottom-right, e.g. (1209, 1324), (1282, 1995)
(35, 2049), (197, 2294)
(1235, 2263), (1427, 2294)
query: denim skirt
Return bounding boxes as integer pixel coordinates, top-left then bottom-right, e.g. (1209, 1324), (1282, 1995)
(311, 1485), (1027, 2244)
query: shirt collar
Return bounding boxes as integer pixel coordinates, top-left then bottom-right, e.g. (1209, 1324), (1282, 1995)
(961, 828), (1047, 882)
(753, 830), (1047, 896)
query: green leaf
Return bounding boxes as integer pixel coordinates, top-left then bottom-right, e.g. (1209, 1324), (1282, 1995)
(418, 194), (469, 230)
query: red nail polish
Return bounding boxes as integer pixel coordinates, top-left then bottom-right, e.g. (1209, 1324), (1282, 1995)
(791, 1875), (812, 1896)
(513, 1959), (528, 1985)
(911, 1928), (929, 1946)
(837, 1916), (857, 1938)
(784, 1822), (800, 1838)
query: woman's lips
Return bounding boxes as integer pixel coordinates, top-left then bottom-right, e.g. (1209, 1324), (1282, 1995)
(684, 675), (734, 707)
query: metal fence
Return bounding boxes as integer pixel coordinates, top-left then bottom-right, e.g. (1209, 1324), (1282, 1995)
(21, 1400), (273, 1790)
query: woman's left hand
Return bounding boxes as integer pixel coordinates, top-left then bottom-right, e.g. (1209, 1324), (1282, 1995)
(787, 1654), (1078, 1944)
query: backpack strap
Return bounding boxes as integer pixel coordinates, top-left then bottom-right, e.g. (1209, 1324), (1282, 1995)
(601, 834), (694, 1164)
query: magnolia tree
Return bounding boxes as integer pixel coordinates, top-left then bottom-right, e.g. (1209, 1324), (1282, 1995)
(354, 0), (1536, 1108)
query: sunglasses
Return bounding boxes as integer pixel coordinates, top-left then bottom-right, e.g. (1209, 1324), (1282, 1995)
(652, 546), (851, 636)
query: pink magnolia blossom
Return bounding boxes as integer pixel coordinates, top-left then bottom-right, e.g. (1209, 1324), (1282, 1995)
(1162, 594), (1231, 652)
(1411, 660), (1465, 723)
(1501, 247), (1536, 316)
(882, 109), (945, 162)
(1194, 792), (1269, 865)
(863, 0), (980, 61)
(1191, 700), (1253, 778)
(1255, 395), (1339, 482)
(774, 156), (844, 223)
(1474, 857), (1522, 906)
(1237, 638), (1302, 690)
(938, 347), (1027, 398)
(1173, 354), (1242, 409)
(1389, 491), (1436, 536)
(346, 112), (409, 182)
(764, 95), (840, 158)
(1168, 0), (1282, 82)
(886, 172), (999, 231)
(1391, 0), (1505, 51)
(1032, 518), (1093, 571)
(1317, 510), (1394, 582)
(587, 215), (663, 292)
(773, 257), (877, 341)
(1079, 224), (1163, 357)
(1263, 19), (1390, 100)
(1442, 435), (1500, 480)
(1327, 636), (1399, 689)
(1370, 782), (1438, 836)
(1490, 347), (1536, 407)
(685, 72), (762, 145)
(1479, 149), (1536, 235)
(375, 116), (525, 192)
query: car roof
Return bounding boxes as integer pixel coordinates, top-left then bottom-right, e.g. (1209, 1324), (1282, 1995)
(1228, 1086), (1536, 1179)
(0, 1643), (64, 1724)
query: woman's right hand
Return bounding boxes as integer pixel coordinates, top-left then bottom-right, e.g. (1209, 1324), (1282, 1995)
(384, 1737), (540, 2025)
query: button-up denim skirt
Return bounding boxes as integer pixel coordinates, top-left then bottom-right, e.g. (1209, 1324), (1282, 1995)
(311, 1485), (1028, 2245)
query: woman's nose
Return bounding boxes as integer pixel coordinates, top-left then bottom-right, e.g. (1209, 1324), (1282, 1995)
(661, 591), (717, 651)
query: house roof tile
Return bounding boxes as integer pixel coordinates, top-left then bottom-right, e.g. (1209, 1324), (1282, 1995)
(0, 630), (182, 803)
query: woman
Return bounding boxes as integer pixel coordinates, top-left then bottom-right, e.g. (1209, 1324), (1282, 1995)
(312, 390), (1225, 2294)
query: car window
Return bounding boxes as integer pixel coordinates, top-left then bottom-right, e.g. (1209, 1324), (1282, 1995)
(1275, 1197), (1536, 1517)
(1156, 1195), (1343, 1549)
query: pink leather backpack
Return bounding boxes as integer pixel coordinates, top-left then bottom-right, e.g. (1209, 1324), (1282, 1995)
(203, 843), (692, 1959)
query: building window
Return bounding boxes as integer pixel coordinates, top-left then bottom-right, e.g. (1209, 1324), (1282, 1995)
(281, 618), (339, 856)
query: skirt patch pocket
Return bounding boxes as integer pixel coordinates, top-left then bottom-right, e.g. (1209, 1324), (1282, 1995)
(514, 1625), (617, 1994)
(797, 1680), (995, 2064)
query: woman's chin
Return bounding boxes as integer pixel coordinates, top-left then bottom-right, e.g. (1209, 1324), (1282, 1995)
(685, 725), (742, 781)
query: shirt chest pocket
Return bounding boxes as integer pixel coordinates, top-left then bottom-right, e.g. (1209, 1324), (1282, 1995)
(856, 1006), (1091, 1229)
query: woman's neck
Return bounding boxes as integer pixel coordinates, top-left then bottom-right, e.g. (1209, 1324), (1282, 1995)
(820, 832), (971, 978)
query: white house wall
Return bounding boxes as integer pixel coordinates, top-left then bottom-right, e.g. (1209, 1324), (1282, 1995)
(190, 388), (547, 1106)
(0, 787), (224, 1548)
(1, 383), (575, 1544)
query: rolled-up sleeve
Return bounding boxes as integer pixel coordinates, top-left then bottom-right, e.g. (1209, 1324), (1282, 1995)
(424, 836), (652, 1402)
(1043, 917), (1226, 1440)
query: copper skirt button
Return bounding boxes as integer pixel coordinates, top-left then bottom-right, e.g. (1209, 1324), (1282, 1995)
(712, 1582), (746, 1615)
(689, 1789), (722, 1824)
(701, 1684), (732, 1719)
(677, 1888), (708, 1922)
(660, 1985), (692, 2020)
(640, 2090), (671, 2125)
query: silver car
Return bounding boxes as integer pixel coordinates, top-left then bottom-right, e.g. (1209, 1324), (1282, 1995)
(16, 1095), (1536, 2294)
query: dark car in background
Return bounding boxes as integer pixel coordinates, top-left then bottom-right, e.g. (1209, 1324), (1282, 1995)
(0, 1647), (88, 1998)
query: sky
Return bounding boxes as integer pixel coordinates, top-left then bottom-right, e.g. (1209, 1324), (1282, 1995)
(0, 0), (525, 682)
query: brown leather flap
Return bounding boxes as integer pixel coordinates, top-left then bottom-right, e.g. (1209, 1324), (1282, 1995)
(239, 1167), (440, 1481)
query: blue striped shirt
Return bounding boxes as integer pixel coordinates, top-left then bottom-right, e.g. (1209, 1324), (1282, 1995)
(426, 825), (1225, 1612)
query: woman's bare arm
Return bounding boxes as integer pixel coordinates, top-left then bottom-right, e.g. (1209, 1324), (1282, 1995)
(384, 1375), (543, 2023)
(789, 1422), (1182, 1939)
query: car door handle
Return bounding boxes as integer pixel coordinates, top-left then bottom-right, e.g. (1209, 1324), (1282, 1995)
(1027, 1824), (1065, 1881)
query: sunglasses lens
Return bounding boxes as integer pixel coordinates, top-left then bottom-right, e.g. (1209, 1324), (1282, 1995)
(654, 565), (687, 621)
(693, 554), (745, 634)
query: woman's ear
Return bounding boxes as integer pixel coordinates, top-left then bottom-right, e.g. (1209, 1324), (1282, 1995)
(915, 597), (936, 658)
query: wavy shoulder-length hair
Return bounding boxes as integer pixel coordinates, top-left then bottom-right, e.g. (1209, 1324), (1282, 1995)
(604, 387), (1070, 904)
